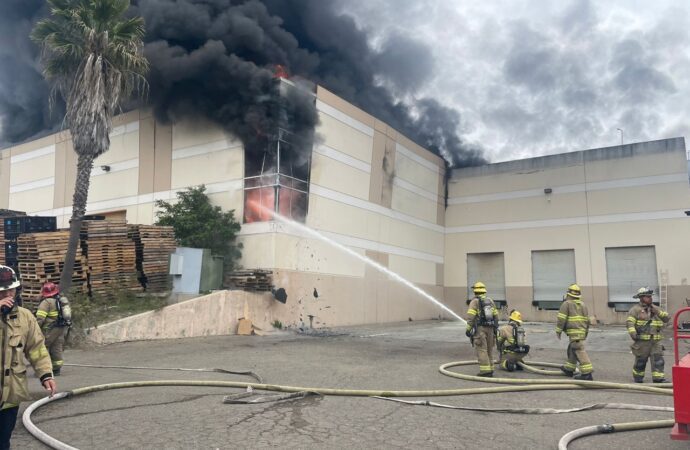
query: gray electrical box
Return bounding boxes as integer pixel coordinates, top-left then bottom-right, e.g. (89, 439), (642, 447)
(170, 247), (224, 294)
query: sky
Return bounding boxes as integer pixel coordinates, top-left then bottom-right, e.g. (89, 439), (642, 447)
(340, 0), (690, 162)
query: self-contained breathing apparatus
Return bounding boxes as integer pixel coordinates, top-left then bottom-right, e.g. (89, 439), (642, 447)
(507, 322), (530, 355)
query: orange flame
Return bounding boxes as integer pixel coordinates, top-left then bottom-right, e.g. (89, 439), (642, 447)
(244, 189), (275, 223)
(273, 64), (289, 79)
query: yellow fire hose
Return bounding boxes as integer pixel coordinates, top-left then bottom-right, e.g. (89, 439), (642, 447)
(22, 360), (675, 449)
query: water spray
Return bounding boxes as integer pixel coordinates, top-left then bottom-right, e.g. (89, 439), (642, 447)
(254, 202), (466, 324)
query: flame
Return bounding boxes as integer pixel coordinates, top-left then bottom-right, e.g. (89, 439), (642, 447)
(273, 64), (289, 79)
(244, 186), (303, 223)
(244, 188), (275, 223)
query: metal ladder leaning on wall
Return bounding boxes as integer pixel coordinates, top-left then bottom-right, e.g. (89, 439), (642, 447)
(659, 269), (669, 311)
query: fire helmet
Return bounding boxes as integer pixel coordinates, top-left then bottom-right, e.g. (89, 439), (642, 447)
(633, 287), (654, 299)
(509, 310), (523, 324)
(566, 284), (581, 299)
(41, 282), (60, 298)
(0, 266), (20, 292)
(472, 282), (487, 295)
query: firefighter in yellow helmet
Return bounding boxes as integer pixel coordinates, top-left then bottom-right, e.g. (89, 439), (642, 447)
(465, 281), (499, 377)
(0, 265), (56, 448)
(556, 284), (593, 380)
(497, 310), (530, 371)
(626, 287), (670, 383)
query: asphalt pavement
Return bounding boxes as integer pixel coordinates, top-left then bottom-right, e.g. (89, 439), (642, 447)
(10, 320), (687, 449)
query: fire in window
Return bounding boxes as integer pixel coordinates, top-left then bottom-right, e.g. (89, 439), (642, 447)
(244, 128), (310, 223)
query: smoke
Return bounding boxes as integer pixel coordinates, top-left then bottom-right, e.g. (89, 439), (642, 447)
(0, 0), (483, 167)
(0, 0), (63, 146)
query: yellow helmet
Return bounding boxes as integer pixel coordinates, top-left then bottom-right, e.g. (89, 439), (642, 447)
(509, 310), (523, 324)
(472, 281), (487, 294)
(566, 283), (581, 299)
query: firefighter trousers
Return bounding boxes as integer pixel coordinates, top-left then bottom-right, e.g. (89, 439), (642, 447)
(564, 340), (592, 374)
(631, 340), (664, 381)
(500, 352), (525, 371)
(44, 326), (66, 371)
(473, 326), (496, 374)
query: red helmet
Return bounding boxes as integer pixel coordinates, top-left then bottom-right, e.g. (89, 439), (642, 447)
(41, 282), (59, 298)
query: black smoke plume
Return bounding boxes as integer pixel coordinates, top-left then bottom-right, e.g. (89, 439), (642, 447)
(1, 0), (484, 167)
(0, 0), (63, 145)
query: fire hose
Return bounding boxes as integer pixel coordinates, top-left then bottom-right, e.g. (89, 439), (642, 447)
(22, 360), (674, 449)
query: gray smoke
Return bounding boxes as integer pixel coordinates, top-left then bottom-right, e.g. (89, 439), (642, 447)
(0, 0), (63, 146)
(0, 0), (484, 167)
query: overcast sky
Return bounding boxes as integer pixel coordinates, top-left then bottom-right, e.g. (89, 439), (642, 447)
(340, 0), (690, 162)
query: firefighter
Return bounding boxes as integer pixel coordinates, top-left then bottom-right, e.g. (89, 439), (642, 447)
(626, 287), (670, 383)
(465, 281), (499, 377)
(556, 284), (593, 380)
(0, 266), (56, 449)
(497, 309), (530, 371)
(36, 282), (72, 376)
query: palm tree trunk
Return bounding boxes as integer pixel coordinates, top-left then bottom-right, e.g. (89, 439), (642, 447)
(60, 151), (95, 293)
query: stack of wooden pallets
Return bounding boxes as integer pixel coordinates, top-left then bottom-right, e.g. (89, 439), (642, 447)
(16, 231), (87, 310)
(225, 269), (273, 292)
(81, 220), (140, 297)
(127, 224), (176, 292)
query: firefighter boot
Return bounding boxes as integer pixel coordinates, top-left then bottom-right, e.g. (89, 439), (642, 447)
(573, 373), (593, 381)
(477, 372), (494, 378)
(560, 366), (575, 377)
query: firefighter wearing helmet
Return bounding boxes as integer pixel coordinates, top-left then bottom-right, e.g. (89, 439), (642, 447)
(497, 310), (530, 371)
(36, 282), (72, 376)
(0, 265), (56, 448)
(465, 281), (499, 377)
(626, 287), (670, 383)
(555, 283), (594, 380)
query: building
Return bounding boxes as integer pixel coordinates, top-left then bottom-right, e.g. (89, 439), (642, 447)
(445, 138), (690, 323)
(0, 81), (688, 325)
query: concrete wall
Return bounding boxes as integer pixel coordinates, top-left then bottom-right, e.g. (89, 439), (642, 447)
(446, 138), (690, 324)
(87, 290), (292, 344)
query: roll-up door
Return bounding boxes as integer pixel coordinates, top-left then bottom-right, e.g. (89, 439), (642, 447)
(467, 253), (506, 301)
(605, 246), (658, 306)
(532, 250), (576, 305)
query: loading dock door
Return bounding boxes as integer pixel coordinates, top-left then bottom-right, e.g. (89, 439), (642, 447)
(532, 250), (576, 309)
(467, 252), (506, 302)
(605, 246), (659, 305)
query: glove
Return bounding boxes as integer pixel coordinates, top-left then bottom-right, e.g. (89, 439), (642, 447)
(629, 332), (638, 341)
(465, 329), (473, 338)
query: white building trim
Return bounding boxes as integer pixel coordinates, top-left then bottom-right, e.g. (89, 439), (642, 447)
(313, 144), (371, 173)
(310, 184), (444, 234)
(445, 209), (689, 234)
(393, 177), (439, 202)
(9, 177), (55, 194)
(239, 220), (443, 264)
(91, 158), (139, 177)
(34, 179), (244, 217)
(316, 99), (374, 137)
(448, 173), (689, 205)
(395, 143), (443, 174)
(10, 145), (55, 164)
(172, 139), (242, 160)
(110, 121), (140, 138)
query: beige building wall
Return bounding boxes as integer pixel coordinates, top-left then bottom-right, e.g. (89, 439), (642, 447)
(446, 138), (690, 324)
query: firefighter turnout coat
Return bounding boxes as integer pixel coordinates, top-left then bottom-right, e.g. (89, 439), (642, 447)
(0, 306), (52, 408)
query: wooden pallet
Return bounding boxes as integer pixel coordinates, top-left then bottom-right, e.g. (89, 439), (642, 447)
(225, 269), (274, 292)
(127, 225), (176, 293)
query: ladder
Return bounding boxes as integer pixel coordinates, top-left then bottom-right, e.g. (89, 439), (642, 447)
(659, 269), (669, 310)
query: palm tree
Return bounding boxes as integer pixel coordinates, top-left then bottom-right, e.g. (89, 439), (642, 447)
(32, 0), (148, 292)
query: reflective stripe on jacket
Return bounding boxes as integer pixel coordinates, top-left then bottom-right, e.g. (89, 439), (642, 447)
(626, 304), (669, 341)
(0, 306), (53, 408)
(555, 299), (589, 340)
(36, 297), (60, 331)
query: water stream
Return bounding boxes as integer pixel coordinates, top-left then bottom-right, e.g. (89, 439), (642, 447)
(266, 210), (466, 325)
